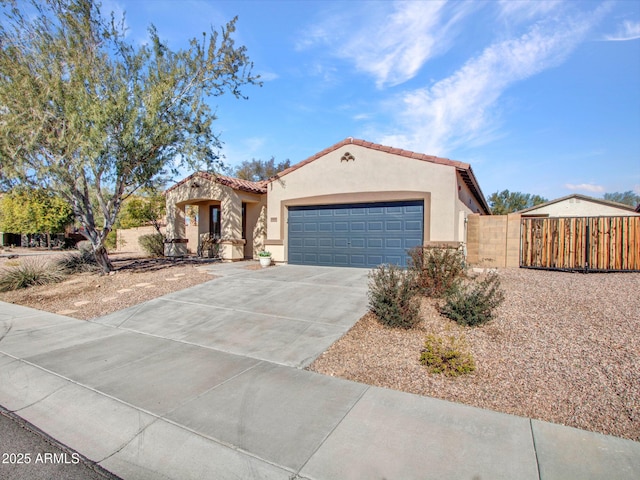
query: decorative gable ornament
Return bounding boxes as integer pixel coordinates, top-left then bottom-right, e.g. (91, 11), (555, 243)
(340, 151), (355, 162)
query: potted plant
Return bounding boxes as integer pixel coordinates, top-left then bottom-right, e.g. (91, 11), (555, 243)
(258, 250), (272, 268)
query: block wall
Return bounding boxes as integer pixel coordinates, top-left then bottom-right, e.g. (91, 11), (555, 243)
(467, 214), (521, 268)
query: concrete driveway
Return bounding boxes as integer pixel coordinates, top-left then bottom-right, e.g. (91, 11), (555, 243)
(1, 263), (639, 480)
(95, 263), (369, 368)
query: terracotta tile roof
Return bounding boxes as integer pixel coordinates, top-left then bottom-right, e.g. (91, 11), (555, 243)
(266, 138), (490, 214)
(165, 171), (267, 195)
(215, 174), (268, 194)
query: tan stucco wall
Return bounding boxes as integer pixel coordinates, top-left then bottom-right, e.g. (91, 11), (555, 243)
(265, 144), (464, 263)
(116, 225), (199, 254)
(466, 213), (521, 268)
(165, 177), (266, 260)
(523, 198), (639, 217)
(454, 172), (485, 244)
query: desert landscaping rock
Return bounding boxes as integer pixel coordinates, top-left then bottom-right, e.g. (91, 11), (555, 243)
(310, 269), (640, 442)
(0, 252), (216, 321)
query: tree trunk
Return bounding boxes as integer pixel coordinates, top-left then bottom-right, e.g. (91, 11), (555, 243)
(93, 244), (113, 274)
(81, 226), (114, 274)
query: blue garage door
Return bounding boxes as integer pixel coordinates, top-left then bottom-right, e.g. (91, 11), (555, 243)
(288, 201), (423, 268)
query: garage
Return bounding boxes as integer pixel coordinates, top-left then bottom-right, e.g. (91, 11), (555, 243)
(288, 201), (423, 268)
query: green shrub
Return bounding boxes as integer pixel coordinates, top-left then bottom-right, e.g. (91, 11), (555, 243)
(368, 264), (420, 329)
(105, 230), (118, 251)
(420, 333), (476, 376)
(408, 245), (466, 298)
(441, 272), (505, 327)
(0, 260), (65, 292)
(138, 233), (165, 257)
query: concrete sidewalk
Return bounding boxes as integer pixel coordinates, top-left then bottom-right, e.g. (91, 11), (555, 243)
(1, 264), (639, 479)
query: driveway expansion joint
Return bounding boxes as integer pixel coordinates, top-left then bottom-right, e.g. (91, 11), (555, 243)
(529, 418), (542, 480)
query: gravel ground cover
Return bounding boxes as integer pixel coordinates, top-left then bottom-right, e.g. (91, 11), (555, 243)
(309, 268), (640, 442)
(0, 250), (216, 320)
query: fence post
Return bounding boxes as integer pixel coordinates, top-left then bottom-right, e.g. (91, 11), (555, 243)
(584, 223), (590, 272)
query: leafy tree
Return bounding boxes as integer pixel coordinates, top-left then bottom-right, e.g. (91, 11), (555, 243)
(487, 190), (547, 215)
(603, 191), (640, 207)
(0, 189), (74, 244)
(119, 191), (166, 235)
(233, 157), (291, 182)
(0, 0), (260, 272)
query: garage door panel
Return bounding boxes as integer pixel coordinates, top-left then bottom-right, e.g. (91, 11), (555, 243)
(289, 252), (303, 263)
(383, 255), (404, 265)
(385, 238), (402, 248)
(385, 221), (402, 231)
(404, 205), (422, 213)
(334, 222), (349, 232)
(367, 254), (384, 265)
(405, 220), (422, 231)
(405, 238), (423, 249)
(288, 201), (423, 268)
(385, 206), (403, 214)
(333, 238), (348, 248)
(350, 255), (366, 266)
(333, 254), (349, 265)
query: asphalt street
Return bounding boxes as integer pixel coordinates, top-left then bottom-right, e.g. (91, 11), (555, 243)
(0, 409), (120, 480)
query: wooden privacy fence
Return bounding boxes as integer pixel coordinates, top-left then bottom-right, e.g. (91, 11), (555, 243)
(520, 216), (640, 272)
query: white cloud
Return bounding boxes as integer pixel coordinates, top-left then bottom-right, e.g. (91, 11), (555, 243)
(379, 5), (609, 156)
(257, 71), (279, 82)
(338, 1), (449, 88)
(297, 1), (475, 88)
(497, 0), (563, 23)
(564, 183), (605, 193)
(604, 20), (640, 41)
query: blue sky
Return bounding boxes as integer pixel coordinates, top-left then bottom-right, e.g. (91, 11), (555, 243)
(109, 0), (639, 201)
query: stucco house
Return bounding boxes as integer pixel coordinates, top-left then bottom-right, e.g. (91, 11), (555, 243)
(517, 194), (640, 218)
(165, 138), (490, 268)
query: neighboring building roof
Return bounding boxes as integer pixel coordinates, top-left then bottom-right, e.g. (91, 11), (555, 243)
(266, 137), (491, 214)
(165, 171), (267, 195)
(517, 193), (638, 215)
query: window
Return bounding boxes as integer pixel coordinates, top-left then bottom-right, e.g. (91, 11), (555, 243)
(209, 205), (221, 239)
